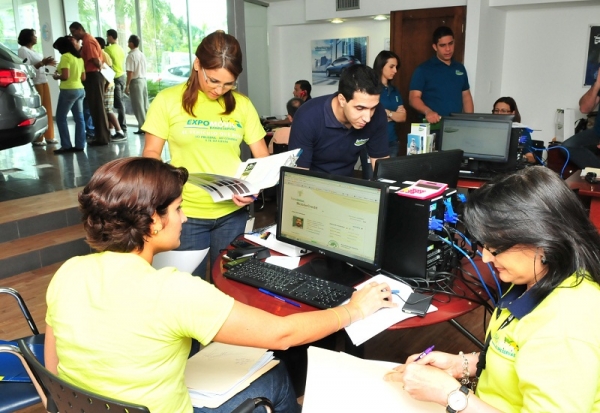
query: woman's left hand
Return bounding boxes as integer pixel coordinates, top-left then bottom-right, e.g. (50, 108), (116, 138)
(384, 362), (460, 406)
(232, 194), (258, 207)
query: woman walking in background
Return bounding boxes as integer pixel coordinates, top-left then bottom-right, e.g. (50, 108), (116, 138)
(51, 36), (86, 154)
(17, 29), (58, 146)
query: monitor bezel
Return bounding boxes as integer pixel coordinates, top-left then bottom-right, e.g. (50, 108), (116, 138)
(449, 112), (515, 122)
(276, 166), (388, 272)
(439, 117), (513, 163)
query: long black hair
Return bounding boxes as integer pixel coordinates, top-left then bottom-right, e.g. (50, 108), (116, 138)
(464, 166), (600, 300)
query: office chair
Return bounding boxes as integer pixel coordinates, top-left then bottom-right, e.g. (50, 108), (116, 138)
(0, 287), (43, 413)
(18, 335), (150, 413)
(18, 335), (274, 413)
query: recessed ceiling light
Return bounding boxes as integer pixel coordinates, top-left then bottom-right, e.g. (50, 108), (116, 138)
(331, 18), (344, 24)
(373, 15), (388, 21)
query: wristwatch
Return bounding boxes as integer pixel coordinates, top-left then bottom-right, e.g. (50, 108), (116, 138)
(446, 385), (469, 413)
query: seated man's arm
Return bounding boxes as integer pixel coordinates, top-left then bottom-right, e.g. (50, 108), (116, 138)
(288, 115), (315, 170)
(580, 74), (600, 114)
(367, 104), (391, 169)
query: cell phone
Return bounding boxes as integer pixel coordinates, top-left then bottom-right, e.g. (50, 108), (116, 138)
(230, 239), (253, 249)
(402, 293), (433, 317)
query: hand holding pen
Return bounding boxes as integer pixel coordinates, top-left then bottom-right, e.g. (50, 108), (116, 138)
(414, 345), (435, 361)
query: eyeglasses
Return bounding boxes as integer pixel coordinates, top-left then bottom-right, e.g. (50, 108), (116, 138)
(201, 68), (237, 91)
(492, 109), (511, 114)
(482, 244), (512, 256)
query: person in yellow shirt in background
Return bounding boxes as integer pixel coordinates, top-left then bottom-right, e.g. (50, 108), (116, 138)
(105, 29), (128, 134)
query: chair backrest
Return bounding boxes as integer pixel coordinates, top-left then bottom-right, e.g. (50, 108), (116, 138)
(17, 337), (150, 413)
(272, 143), (289, 154)
(0, 287), (39, 335)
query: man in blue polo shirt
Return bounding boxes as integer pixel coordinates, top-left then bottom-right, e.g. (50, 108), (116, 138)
(409, 26), (474, 124)
(289, 64), (389, 177)
(562, 71), (600, 168)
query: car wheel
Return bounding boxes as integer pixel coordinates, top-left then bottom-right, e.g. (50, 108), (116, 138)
(326, 70), (331, 77)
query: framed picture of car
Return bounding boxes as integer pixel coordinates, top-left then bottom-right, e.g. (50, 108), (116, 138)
(584, 25), (600, 86)
(311, 37), (368, 85)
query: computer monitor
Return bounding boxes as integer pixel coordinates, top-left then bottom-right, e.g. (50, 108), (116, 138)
(373, 149), (464, 188)
(439, 117), (513, 164)
(449, 112), (515, 122)
(276, 167), (388, 285)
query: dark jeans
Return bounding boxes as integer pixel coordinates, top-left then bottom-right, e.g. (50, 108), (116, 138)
(113, 74), (127, 131)
(562, 128), (600, 169)
(83, 72), (110, 144)
(177, 208), (249, 279)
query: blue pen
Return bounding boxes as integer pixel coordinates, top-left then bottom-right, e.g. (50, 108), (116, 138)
(259, 288), (301, 308)
(390, 290), (399, 294)
(415, 345), (435, 361)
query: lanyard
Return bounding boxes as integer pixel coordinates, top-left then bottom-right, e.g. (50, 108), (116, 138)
(475, 309), (515, 378)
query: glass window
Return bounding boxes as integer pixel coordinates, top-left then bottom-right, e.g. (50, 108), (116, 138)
(0, 1), (18, 52)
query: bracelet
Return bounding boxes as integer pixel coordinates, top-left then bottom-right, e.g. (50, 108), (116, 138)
(458, 351), (470, 386)
(341, 305), (352, 325)
(327, 308), (341, 331)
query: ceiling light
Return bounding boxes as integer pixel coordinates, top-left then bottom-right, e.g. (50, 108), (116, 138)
(331, 18), (344, 24)
(373, 15), (388, 21)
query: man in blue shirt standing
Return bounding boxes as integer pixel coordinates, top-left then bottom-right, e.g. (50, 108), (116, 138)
(409, 26), (474, 124)
(289, 64), (390, 177)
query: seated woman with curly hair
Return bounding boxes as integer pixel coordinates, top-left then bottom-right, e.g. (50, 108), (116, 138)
(43, 157), (395, 413)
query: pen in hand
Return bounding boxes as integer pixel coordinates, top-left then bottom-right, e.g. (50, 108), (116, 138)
(414, 345), (435, 361)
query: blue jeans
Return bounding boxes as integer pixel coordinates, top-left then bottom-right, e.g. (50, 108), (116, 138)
(56, 88), (86, 149)
(192, 362), (300, 413)
(178, 208), (249, 278)
(562, 128), (600, 169)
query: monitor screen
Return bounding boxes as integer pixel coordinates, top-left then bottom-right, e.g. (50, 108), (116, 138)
(439, 117), (513, 163)
(373, 149), (464, 188)
(277, 167), (388, 272)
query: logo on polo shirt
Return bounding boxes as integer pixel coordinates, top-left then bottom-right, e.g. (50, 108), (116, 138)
(455, 70), (464, 76)
(354, 138), (369, 147)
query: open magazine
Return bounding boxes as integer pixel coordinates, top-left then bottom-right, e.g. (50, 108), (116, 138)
(187, 148), (301, 202)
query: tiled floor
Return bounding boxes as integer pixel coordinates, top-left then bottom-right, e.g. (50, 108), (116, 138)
(0, 126), (155, 202)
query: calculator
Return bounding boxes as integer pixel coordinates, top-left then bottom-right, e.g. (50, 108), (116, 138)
(396, 180), (448, 200)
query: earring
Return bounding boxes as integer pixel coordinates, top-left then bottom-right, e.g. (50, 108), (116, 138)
(153, 229), (159, 235)
(541, 256), (547, 264)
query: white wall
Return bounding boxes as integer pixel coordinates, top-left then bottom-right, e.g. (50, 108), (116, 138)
(500, 2), (599, 140)
(268, 18), (390, 116)
(267, 0), (600, 143)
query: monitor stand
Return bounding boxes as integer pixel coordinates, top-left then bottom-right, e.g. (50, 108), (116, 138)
(294, 256), (367, 287)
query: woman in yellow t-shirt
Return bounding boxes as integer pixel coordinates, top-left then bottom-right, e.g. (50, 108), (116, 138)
(51, 36), (86, 154)
(143, 31), (269, 279)
(44, 157), (396, 413)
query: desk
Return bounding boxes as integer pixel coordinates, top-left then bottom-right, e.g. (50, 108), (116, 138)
(457, 177), (486, 190)
(212, 251), (491, 348)
(565, 171), (600, 230)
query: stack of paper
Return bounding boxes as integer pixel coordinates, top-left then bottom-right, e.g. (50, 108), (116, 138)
(185, 342), (278, 408)
(344, 274), (437, 346)
(302, 347), (443, 412)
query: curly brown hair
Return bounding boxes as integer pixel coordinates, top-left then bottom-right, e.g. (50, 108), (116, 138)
(79, 157), (188, 252)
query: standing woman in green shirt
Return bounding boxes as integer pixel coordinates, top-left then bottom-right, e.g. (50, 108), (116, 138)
(52, 36), (86, 154)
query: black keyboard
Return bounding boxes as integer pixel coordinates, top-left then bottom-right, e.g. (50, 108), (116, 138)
(223, 259), (356, 309)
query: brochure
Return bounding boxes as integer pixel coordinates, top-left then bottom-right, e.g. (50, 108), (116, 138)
(187, 149), (301, 202)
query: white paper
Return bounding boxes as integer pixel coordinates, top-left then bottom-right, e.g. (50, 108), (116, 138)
(302, 347), (443, 413)
(264, 256), (301, 269)
(344, 274), (437, 346)
(152, 249), (208, 273)
(244, 225), (311, 257)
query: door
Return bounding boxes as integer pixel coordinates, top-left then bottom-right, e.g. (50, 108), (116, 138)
(390, 7), (466, 156)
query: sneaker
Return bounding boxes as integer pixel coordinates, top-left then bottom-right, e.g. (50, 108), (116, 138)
(45, 139), (59, 144)
(133, 130), (145, 135)
(111, 132), (127, 142)
(32, 141), (46, 146)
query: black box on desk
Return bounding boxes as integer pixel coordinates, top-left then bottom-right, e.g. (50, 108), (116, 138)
(381, 188), (457, 285)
